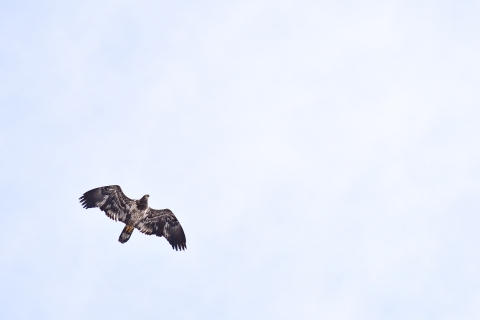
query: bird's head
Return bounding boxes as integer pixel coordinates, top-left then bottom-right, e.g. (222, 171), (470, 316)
(138, 194), (150, 210)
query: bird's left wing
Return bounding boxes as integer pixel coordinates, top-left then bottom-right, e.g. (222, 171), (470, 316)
(136, 209), (187, 251)
(79, 185), (134, 223)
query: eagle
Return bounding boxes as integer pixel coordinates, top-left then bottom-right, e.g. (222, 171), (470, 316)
(79, 185), (186, 251)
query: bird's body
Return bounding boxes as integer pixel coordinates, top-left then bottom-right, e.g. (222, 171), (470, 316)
(79, 185), (186, 251)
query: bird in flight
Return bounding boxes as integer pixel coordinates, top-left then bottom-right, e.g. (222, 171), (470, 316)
(79, 185), (186, 251)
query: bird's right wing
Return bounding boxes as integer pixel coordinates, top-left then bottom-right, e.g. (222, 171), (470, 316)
(79, 185), (134, 223)
(136, 209), (187, 251)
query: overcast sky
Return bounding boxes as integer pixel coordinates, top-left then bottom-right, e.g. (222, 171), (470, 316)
(1, 1), (480, 319)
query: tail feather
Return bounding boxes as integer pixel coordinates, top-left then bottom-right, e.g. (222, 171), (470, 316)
(119, 225), (134, 243)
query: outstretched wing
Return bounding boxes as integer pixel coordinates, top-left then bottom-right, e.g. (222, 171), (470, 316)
(79, 185), (134, 223)
(136, 209), (187, 251)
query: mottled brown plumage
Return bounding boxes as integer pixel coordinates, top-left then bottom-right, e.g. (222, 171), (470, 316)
(79, 185), (186, 251)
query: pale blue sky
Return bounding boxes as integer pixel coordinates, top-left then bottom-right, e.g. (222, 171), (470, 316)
(1, 1), (480, 319)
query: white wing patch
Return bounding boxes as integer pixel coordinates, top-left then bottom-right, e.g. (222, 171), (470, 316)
(97, 196), (108, 208)
(163, 222), (170, 238)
